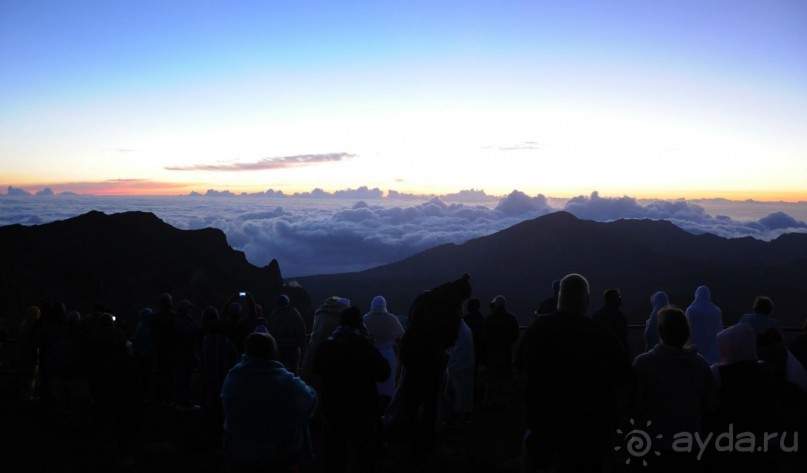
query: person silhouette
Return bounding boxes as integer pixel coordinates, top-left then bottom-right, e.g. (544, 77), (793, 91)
(592, 288), (628, 352)
(516, 273), (633, 473)
(685, 286), (723, 365)
(221, 332), (317, 471)
(314, 307), (390, 473)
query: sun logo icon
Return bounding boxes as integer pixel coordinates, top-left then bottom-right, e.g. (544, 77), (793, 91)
(614, 418), (663, 466)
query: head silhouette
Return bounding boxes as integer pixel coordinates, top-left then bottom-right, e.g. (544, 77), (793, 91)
(466, 298), (481, 312)
(159, 292), (173, 310)
(340, 306), (364, 328)
(245, 332), (279, 360)
(603, 289), (621, 308)
(557, 273), (590, 315)
(753, 296), (773, 316)
(658, 306), (690, 349)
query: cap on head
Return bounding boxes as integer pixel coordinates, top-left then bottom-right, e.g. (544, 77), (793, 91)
(490, 295), (507, 307)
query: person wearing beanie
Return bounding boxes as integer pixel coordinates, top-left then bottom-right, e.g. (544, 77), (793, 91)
(221, 332), (317, 470)
(314, 307), (390, 473)
(363, 296), (404, 407)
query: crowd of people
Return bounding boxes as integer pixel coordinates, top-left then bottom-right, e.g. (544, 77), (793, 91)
(5, 273), (807, 472)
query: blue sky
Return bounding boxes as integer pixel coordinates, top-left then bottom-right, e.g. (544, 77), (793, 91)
(2, 1), (806, 199)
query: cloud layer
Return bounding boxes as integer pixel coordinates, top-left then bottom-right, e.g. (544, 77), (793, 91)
(1, 190), (806, 276)
(165, 153), (354, 171)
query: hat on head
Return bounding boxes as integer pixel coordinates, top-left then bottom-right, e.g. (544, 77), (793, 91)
(491, 295), (507, 306)
(371, 296), (387, 311)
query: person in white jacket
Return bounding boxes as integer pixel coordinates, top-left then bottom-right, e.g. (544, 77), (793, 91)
(363, 296), (404, 408)
(685, 285), (724, 365)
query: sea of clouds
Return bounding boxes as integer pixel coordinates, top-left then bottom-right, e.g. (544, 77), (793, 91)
(2, 188), (806, 277)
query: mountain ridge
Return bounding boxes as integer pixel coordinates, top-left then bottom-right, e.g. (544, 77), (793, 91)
(295, 211), (807, 328)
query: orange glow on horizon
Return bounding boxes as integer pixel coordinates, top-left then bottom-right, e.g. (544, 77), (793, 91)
(4, 180), (806, 203)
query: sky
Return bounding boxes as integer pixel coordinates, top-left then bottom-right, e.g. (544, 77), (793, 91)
(1, 1), (806, 200)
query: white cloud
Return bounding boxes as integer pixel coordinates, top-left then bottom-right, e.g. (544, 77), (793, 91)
(1, 190), (806, 276)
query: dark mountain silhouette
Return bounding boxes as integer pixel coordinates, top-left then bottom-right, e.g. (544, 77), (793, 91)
(294, 211), (807, 328)
(0, 211), (313, 332)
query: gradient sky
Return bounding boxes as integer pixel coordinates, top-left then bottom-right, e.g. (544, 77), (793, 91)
(2, 1), (806, 199)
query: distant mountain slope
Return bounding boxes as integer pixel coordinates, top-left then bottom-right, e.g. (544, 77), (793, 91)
(295, 212), (807, 327)
(0, 211), (313, 331)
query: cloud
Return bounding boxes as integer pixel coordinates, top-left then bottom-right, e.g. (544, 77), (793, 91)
(495, 190), (552, 216)
(36, 188), (54, 196)
(482, 141), (542, 151)
(496, 141), (542, 151)
(6, 186), (32, 196)
(165, 153), (355, 172)
(757, 212), (807, 230)
(562, 192), (807, 241)
(2, 189), (806, 276)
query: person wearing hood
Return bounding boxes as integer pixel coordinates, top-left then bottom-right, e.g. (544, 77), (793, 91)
(363, 295), (404, 407)
(300, 296), (349, 386)
(633, 306), (715, 462)
(221, 332), (317, 471)
(643, 291), (669, 350)
(710, 323), (778, 470)
(685, 286), (724, 365)
(314, 306), (390, 473)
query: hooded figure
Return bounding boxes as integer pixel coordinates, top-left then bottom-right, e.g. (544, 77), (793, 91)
(363, 296), (404, 399)
(300, 296), (349, 385)
(643, 291), (669, 350)
(221, 333), (316, 468)
(711, 322), (758, 384)
(685, 286), (723, 365)
(710, 323), (776, 451)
